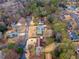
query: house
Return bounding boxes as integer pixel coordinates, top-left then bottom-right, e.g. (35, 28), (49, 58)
(64, 15), (72, 21)
(67, 0), (77, 6)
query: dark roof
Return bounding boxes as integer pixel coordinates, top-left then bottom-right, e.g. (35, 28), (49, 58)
(0, 0), (7, 4)
(68, 0), (77, 2)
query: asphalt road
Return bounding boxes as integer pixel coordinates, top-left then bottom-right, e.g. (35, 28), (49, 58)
(19, 16), (31, 59)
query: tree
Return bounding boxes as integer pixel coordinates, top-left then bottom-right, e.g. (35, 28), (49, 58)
(59, 39), (76, 59)
(51, 0), (59, 7)
(54, 46), (62, 59)
(16, 47), (23, 54)
(0, 23), (7, 33)
(53, 39), (76, 59)
(52, 19), (66, 32)
(54, 32), (62, 43)
(47, 14), (55, 24)
(8, 43), (15, 49)
(36, 0), (44, 7)
(5, 49), (20, 59)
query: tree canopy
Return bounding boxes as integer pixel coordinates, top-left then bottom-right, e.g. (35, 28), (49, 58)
(0, 23), (7, 33)
(52, 39), (76, 59)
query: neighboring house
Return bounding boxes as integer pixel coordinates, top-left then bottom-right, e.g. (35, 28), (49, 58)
(67, 0), (77, 2)
(7, 32), (18, 38)
(67, 0), (77, 6)
(6, 29), (18, 38)
(0, 0), (8, 4)
(64, 15), (72, 21)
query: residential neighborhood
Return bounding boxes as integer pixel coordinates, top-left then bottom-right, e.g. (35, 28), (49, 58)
(0, 0), (79, 59)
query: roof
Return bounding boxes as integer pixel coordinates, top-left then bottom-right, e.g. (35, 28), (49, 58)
(68, 0), (77, 2)
(67, 6), (76, 10)
(19, 33), (26, 36)
(16, 23), (22, 26)
(7, 29), (15, 33)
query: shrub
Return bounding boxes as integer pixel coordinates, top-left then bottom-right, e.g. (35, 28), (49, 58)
(16, 47), (23, 54)
(8, 43), (15, 49)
